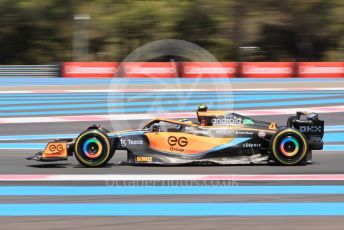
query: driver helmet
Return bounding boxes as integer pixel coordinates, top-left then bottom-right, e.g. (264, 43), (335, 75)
(152, 123), (160, 132)
(197, 104), (208, 112)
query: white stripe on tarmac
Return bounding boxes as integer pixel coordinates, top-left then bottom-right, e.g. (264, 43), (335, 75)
(1, 174), (344, 181)
(0, 87), (344, 94)
(0, 105), (343, 124)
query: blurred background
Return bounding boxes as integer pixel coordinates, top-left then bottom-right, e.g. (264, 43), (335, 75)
(1, 0), (344, 64)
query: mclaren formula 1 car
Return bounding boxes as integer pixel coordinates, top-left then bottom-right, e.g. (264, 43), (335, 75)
(29, 105), (324, 167)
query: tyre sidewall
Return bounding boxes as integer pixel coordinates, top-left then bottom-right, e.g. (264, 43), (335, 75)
(74, 130), (112, 167)
(270, 128), (308, 165)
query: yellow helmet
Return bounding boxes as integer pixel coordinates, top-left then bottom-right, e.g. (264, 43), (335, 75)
(197, 104), (208, 112)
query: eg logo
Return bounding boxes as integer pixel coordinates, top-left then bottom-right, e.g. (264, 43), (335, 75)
(48, 144), (64, 152)
(168, 136), (188, 147)
(44, 142), (66, 157)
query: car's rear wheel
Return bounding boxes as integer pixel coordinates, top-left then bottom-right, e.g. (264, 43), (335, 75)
(270, 128), (308, 165)
(74, 129), (112, 167)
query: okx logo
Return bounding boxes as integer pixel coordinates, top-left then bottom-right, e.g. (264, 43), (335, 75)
(300, 125), (322, 133)
(168, 136), (188, 147)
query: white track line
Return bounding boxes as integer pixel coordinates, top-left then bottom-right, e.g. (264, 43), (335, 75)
(1, 174), (344, 181)
(0, 87), (344, 94)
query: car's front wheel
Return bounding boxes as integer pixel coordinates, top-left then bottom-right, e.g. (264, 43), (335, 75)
(74, 129), (112, 167)
(270, 128), (308, 166)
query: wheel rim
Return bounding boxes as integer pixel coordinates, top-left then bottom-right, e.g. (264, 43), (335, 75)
(272, 129), (308, 165)
(82, 137), (103, 159)
(279, 136), (300, 157)
(75, 131), (111, 166)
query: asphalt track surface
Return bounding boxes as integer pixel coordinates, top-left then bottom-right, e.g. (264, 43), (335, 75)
(1, 78), (344, 229)
(0, 78), (343, 175)
(2, 216), (343, 230)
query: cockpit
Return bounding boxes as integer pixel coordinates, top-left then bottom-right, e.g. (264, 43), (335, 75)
(142, 119), (194, 132)
(196, 104), (270, 127)
(142, 105), (270, 132)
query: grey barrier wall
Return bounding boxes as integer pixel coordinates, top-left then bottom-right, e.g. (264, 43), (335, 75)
(0, 65), (60, 78)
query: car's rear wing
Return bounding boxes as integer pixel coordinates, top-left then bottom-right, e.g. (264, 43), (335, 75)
(287, 111), (324, 150)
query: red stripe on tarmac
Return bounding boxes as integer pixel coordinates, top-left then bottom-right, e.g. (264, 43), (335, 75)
(0, 175), (50, 180)
(198, 174), (344, 181)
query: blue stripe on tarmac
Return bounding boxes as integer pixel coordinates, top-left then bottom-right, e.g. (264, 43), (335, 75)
(0, 143), (46, 149)
(324, 133), (344, 142)
(325, 125), (344, 131)
(0, 93), (339, 110)
(8, 91), (344, 101)
(2, 186), (344, 196)
(0, 99), (106, 105)
(323, 145), (344, 151)
(0, 93), (339, 107)
(0, 97), (233, 111)
(2, 96), (344, 116)
(1, 203), (344, 216)
(1, 91), (344, 98)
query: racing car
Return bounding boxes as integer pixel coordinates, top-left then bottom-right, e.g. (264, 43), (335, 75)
(28, 105), (324, 167)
